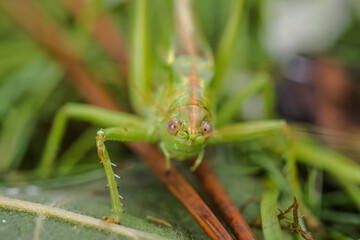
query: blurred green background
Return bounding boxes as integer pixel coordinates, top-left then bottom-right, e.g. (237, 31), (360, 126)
(0, 0), (359, 239)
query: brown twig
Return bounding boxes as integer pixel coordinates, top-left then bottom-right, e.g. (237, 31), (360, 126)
(62, 0), (129, 79)
(0, 0), (232, 239)
(131, 144), (232, 239)
(146, 215), (172, 227)
(286, 198), (314, 240)
(277, 199), (295, 221)
(251, 198), (314, 240)
(195, 160), (257, 240)
(176, 0), (256, 237)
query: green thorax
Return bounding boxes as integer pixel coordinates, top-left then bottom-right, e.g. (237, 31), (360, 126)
(167, 55), (214, 112)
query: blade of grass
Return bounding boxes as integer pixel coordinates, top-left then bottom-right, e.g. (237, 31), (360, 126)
(129, 0), (151, 116)
(0, 58), (62, 171)
(296, 138), (360, 184)
(260, 186), (284, 240)
(57, 126), (100, 176)
(326, 229), (354, 240)
(62, 0), (128, 79)
(321, 209), (360, 225)
(249, 152), (289, 193)
(213, 0), (245, 98)
(305, 168), (322, 215)
(0, 54), (46, 118)
(337, 178), (360, 212)
(216, 72), (270, 126)
(0, 40), (37, 79)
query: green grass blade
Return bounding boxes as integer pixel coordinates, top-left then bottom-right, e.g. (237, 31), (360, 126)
(129, 0), (151, 116)
(296, 138), (360, 184)
(326, 229), (354, 240)
(262, 73), (275, 119)
(213, 0), (245, 98)
(216, 72), (268, 126)
(337, 178), (360, 212)
(56, 127), (99, 176)
(261, 186), (284, 240)
(0, 40), (36, 79)
(249, 152), (289, 193)
(321, 209), (360, 225)
(0, 54), (46, 119)
(305, 168), (322, 215)
(0, 59), (62, 171)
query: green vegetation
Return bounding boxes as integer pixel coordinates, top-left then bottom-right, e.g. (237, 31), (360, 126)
(0, 0), (359, 239)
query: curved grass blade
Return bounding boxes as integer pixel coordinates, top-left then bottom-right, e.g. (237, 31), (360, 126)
(0, 58), (62, 171)
(213, 0), (245, 98)
(260, 186), (284, 240)
(129, 0), (151, 116)
(296, 138), (360, 184)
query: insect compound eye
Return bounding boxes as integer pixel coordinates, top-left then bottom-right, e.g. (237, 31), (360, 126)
(167, 118), (181, 136)
(200, 121), (212, 134)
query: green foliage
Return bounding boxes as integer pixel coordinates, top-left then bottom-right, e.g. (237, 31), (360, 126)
(0, 161), (264, 239)
(0, 0), (359, 239)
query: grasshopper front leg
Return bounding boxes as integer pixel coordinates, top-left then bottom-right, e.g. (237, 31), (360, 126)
(96, 127), (158, 223)
(39, 103), (145, 177)
(39, 103), (159, 223)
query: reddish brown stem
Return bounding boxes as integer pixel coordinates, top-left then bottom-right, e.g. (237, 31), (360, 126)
(195, 159), (257, 240)
(130, 143), (232, 240)
(0, 0), (233, 238)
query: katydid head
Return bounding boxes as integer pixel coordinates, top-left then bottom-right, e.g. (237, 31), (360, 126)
(166, 118), (212, 143)
(161, 104), (212, 159)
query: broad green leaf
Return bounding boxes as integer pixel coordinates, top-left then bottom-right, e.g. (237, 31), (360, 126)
(0, 157), (266, 239)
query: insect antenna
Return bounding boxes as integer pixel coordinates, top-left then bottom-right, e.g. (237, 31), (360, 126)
(203, 123), (360, 150)
(201, 124), (285, 140)
(201, 128), (240, 140)
(132, 86), (183, 132)
(292, 124), (360, 149)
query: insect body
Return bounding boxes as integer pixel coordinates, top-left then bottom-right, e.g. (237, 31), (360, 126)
(94, 54), (220, 223)
(39, 0), (292, 224)
(159, 56), (214, 170)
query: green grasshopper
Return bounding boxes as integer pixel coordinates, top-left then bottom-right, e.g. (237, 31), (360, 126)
(39, 0), (293, 223)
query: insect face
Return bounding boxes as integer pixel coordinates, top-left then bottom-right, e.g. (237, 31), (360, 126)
(161, 104), (212, 158)
(167, 103), (212, 139)
(166, 117), (211, 144)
